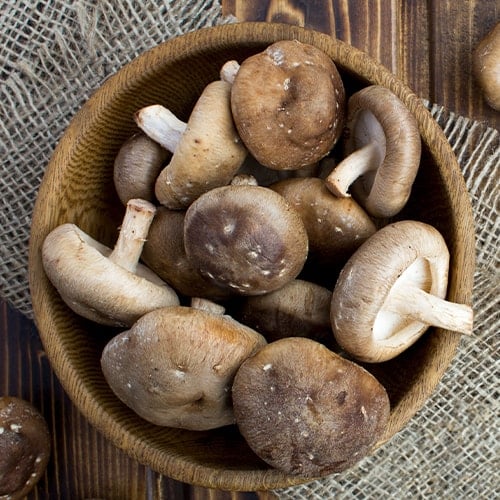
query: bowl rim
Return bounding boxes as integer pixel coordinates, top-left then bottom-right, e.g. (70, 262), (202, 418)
(28, 21), (476, 491)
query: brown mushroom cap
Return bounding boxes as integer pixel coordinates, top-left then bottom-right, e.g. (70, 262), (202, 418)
(152, 80), (247, 209)
(473, 22), (500, 111)
(42, 199), (179, 327)
(184, 184), (309, 295)
(0, 397), (51, 499)
(231, 40), (345, 170)
(232, 337), (390, 477)
(325, 85), (421, 218)
(113, 132), (169, 205)
(330, 220), (473, 363)
(141, 206), (232, 300)
(233, 279), (333, 345)
(101, 304), (267, 430)
(270, 177), (376, 266)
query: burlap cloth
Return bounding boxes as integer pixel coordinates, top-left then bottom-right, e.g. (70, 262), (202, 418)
(1, 2), (498, 498)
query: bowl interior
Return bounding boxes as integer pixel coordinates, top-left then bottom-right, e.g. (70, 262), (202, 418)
(28, 22), (475, 491)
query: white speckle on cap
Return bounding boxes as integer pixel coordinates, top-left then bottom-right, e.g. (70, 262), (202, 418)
(263, 363), (272, 371)
(268, 47), (285, 66)
(10, 423), (22, 432)
(361, 405), (368, 420)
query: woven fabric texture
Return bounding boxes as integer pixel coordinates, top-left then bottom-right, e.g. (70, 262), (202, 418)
(0, 2), (498, 498)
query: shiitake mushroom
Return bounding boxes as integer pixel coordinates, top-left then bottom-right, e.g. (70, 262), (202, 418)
(0, 397), (51, 499)
(183, 183), (308, 296)
(232, 337), (390, 477)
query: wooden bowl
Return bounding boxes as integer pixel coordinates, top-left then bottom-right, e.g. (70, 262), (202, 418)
(29, 23), (475, 491)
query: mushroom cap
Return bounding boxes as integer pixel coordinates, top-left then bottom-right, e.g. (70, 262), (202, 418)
(113, 132), (169, 205)
(233, 279), (333, 345)
(330, 220), (449, 362)
(0, 397), (51, 499)
(42, 223), (179, 327)
(141, 207), (233, 300)
(270, 177), (376, 265)
(101, 306), (267, 430)
(230, 40), (345, 170)
(232, 337), (390, 477)
(344, 85), (421, 218)
(473, 22), (500, 111)
(184, 184), (309, 295)
(155, 80), (247, 209)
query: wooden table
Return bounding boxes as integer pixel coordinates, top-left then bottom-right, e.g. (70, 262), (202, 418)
(1, 1), (497, 498)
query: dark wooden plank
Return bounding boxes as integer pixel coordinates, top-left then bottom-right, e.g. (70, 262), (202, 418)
(223, 0), (335, 34)
(399, 0), (431, 100)
(331, 0), (400, 73)
(223, 1), (400, 87)
(427, 0), (499, 129)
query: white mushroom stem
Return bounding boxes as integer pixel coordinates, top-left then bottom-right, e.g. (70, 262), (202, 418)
(220, 60), (240, 84)
(134, 104), (187, 152)
(109, 199), (157, 273)
(230, 173), (258, 186)
(325, 141), (381, 197)
(191, 297), (226, 315)
(135, 60), (239, 153)
(383, 284), (473, 335)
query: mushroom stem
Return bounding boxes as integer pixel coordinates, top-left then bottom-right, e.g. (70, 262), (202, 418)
(134, 104), (187, 152)
(190, 297), (226, 315)
(220, 60), (240, 84)
(109, 199), (157, 273)
(325, 141), (381, 197)
(230, 173), (258, 186)
(383, 285), (473, 335)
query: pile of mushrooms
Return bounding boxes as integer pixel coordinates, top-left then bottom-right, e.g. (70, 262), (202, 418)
(42, 39), (474, 478)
